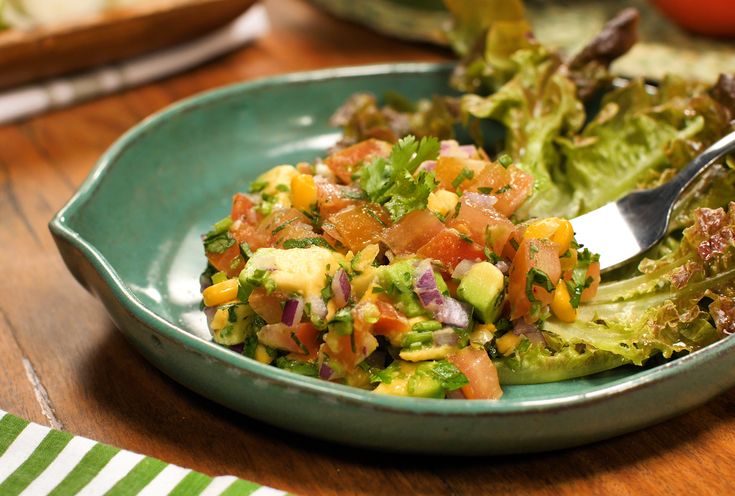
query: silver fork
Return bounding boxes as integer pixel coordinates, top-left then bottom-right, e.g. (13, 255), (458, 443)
(571, 129), (735, 272)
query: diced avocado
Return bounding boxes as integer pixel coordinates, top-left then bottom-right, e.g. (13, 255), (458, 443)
(240, 246), (344, 297)
(399, 344), (456, 362)
(372, 360), (444, 398)
(457, 262), (505, 323)
(377, 259), (447, 318)
(407, 363), (444, 399)
(211, 303), (255, 345)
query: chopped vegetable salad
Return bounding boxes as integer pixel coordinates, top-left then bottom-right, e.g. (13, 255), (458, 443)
(200, 137), (600, 400)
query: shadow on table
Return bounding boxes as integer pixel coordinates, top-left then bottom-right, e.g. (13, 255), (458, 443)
(82, 327), (735, 496)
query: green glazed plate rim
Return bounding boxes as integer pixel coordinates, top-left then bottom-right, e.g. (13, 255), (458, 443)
(50, 62), (735, 417)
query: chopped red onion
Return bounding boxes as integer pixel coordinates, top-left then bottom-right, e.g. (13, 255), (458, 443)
(200, 273), (213, 292)
(319, 362), (334, 380)
(494, 258), (511, 275)
(435, 297), (471, 328)
(228, 343), (245, 353)
(446, 389), (466, 400)
(414, 260), (443, 310)
(440, 140), (457, 154)
(463, 191), (497, 208)
(512, 319), (546, 345)
(433, 327), (459, 346)
(331, 269), (351, 307)
(307, 296), (327, 319)
(452, 259), (477, 279)
(203, 306), (217, 324)
(417, 160), (437, 173)
(458, 144), (477, 157)
(281, 298), (305, 327)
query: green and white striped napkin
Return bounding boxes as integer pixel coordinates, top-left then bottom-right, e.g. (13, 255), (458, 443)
(0, 410), (292, 496)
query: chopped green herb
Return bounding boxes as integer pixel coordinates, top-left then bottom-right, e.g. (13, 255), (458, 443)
(271, 218), (297, 235)
(525, 268), (555, 304)
(509, 238), (520, 251)
(282, 237), (333, 250)
(411, 320), (442, 333)
(458, 232), (474, 244)
(240, 242), (253, 259)
(328, 307), (354, 336)
(498, 154), (513, 168)
(358, 135), (441, 221)
(452, 167), (475, 189)
(431, 360), (469, 391)
(203, 231), (235, 254)
(477, 186), (493, 194)
(275, 357), (318, 377)
(243, 334), (258, 358)
(290, 333), (310, 355)
(339, 189), (366, 200)
(321, 275), (334, 301)
(275, 184), (290, 192)
(249, 181), (268, 193)
(496, 184), (512, 194)
(365, 207), (387, 227)
(402, 330), (434, 347)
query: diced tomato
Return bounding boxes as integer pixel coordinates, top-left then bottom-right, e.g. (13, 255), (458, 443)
(248, 287), (284, 324)
(416, 228), (485, 272)
(508, 238), (562, 321)
(272, 221), (320, 248)
(259, 322), (320, 359)
(447, 193), (514, 256)
(383, 209), (444, 255)
(206, 243), (243, 278)
(230, 193), (255, 222)
(448, 347), (503, 400)
(315, 179), (361, 217)
(371, 300), (411, 343)
(502, 224), (527, 260)
(467, 164), (533, 217)
(325, 203), (390, 252)
(324, 139), (392, 184)
(230, 221), (270, 252)
(581, 261), (601, 302)
(256, 208), (309, 246)
(434, 156), (487, 191)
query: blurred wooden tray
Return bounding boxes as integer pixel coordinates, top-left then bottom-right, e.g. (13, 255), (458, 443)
(0, 0), (256, 91)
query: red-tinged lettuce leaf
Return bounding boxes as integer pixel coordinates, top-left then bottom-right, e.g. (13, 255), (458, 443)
(531, 204), (735, 376)
(330, 93), (460, 148)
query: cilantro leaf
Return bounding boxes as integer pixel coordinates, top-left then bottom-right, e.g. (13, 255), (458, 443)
(358, 135), (440, 221)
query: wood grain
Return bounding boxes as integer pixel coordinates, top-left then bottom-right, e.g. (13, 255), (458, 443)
(0, 0), (255, 90)
(0, 0), (733, 494)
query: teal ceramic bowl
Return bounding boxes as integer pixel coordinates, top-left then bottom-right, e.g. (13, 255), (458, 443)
(50, 63), (735, 455)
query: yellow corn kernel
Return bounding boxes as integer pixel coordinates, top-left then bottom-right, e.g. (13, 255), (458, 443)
(551, 281), (577, 323)
(496, 332), (522, 356)
(254, 344), (273, 364)
(524, 217), (574, 255)
(291, 173), (317, 210)
(560, 248), (578, 272)
(202, 278), (239, 307)
(470, 323), (497, 347)
(427, 190), (459, 217)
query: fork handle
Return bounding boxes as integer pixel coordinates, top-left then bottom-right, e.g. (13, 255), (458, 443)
(663, 128), (735, 204)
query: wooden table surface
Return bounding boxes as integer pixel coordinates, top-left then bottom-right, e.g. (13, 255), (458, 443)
(1, 1), (734, 494)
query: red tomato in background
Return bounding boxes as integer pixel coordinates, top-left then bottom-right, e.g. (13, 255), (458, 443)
(651, 0), (735, 37)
